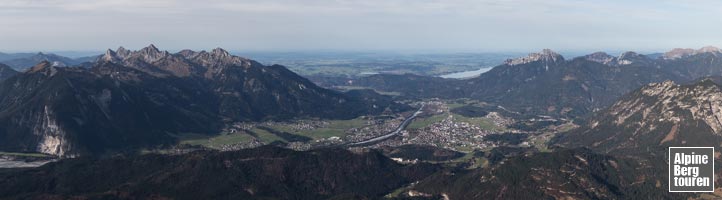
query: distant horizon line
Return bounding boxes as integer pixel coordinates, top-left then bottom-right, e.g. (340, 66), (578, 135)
(3, 44), (721, 58)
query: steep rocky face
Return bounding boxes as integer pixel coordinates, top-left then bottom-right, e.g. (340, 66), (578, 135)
(0, 63), (18, 81)
(555, 79), (722, 156)
(0, 146), (439, 199)
(0, 62), (220, 156)
(503, 49), (564, 66)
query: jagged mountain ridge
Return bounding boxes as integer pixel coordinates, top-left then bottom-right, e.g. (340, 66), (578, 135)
(503, 49), (564, 66)
(98, 45), (252, 78)
(0, 45), (404, 156)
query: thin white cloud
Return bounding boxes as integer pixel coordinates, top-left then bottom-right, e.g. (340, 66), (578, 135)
(0, 0), (721, 52)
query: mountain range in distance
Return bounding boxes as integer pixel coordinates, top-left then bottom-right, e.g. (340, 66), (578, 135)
(5, 45), (722, 199)
(0, 45), (405, 156)
(3, 45), (722, 157)
(0, 52), (98, 71)
(354, 46), (722, 118)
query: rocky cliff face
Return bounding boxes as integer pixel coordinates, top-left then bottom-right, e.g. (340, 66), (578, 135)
(555, 79), (722, 156)
(0, 61), (212, 156)
(504, 49), (564, 66)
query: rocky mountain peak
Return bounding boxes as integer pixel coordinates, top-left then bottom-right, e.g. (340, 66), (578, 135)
(99, 45), (174, 65)
(95, 45), (257, 78)
(30, 52), (58, 59)
(618, 51), (640, 59)
(189, 48), (249, 69)
(583, 52), (615, 64)
(137, 44), (169, 62)
(663, 46), (722, 60)
(140, 44), (160, 53)
(101, 49), (119, 62)
(116, 46), (131, 57)
(615, 51), (647, 65)
(698, 46), (721, 53)
(663, 48), (695, 60)
(504, 49), (564, 66)
(27, 60), (56, 75)
(211, 47), (231, 57)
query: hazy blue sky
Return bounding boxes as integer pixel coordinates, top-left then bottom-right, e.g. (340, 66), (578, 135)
(2, 0), (722, 53)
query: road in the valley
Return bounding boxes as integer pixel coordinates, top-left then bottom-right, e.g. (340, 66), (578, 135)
(346, 104), (424, 147)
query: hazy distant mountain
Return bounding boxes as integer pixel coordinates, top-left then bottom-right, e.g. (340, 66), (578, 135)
(354, 73), (467, 99)
(73, 54), (101, 63)
(0, 45), (404, 156)
(0, 52), (35, 62)
(645, 52), (664, 59)
(1, 52), (81, 70)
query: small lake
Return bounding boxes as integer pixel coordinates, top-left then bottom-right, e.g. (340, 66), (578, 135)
(440, 67), (492, 79)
